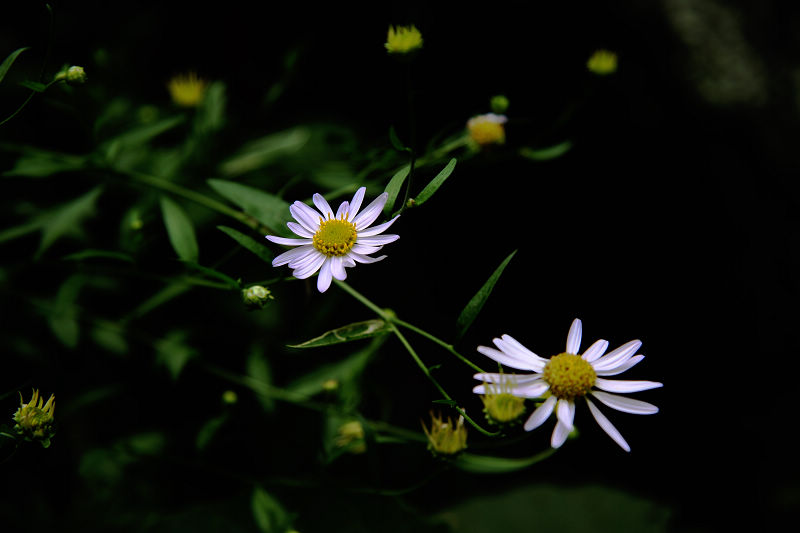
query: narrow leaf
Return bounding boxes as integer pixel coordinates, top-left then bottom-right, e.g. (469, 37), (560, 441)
(184, 262), (239, 289)
(455, 249), (517, 340)
(62, 249), (134, 263)
(217, 225), (273, 264)
(251, 486), (290, 533)
(287, 319), (390, 349)
(453, 449), (556, 474)
(104, 115), (185, 150)
(247, 349), (275, 412)
(219, 126), (310, 176)
(159, 195), (199, 262)
(383, 164), (410, 216)
(155, 330), (196, 380)
(3, 150), (86, 177)
(18, 80), (47, 92)
(0, 47), (29, 85)
(48, 275), (84, 349)
(207, 179), (292, 236)
(37, 186), (103, 256)
(196, 413), (228, 451)
(519, 141), (572, 161)
(389, 125), (411, 152)
(414, 157), (457, 206)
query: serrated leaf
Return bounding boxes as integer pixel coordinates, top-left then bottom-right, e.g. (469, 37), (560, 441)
(414, 157), (456, 206)
(453, 450), (556, 474)
(37, 186), (103, 257)
(251, 486), (290, 533)
(287, 319), (390, 348)
(219, 126), (310, 176)
(159, 195), (199, 262)
(207, 179), (292, 237)
(383, 164), (410, 216)
(0, 47), (29, 85)
(455, 249), (517, 341)
(217, 225), (273, 264)
(519, 141), (572, 161)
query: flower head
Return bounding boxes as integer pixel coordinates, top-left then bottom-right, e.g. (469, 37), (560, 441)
(266, 187), (399, 293)
(13, 389), (56, 447)
(473, 319), (662, 451)
(167, 71), (208, 107)
(467, 113), (508, 147)
(55, 65), (87, 85)
(479, 376), (527, 426)
(422, 411), (467, 456)
(242, 285), (274, 310)
(385, 25), (423, 54)
(587, 49), (618, 75)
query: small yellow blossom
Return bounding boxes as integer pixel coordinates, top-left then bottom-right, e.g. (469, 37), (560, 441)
(422, 411), (467, 456)
(587, 49), (618, 75)
(385, 25), (423, 54)
(167, 72), (208, 107)
(467, 113), (507, 147)
(13, 389), (56, 447)
(479, 378), (527, 426)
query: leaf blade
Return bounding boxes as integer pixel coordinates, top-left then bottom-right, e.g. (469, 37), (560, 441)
(287, 319), (391, 349)
(415, 157), (457, 206)
(207, 179), (292, 237)
(217, 225), (273, 264)
(0, 47), (29, 85)
(159, 195), (199, 262)
(455, 249), (517, 341)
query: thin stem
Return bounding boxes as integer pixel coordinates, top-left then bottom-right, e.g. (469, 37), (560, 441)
(393, 317), (485, 373)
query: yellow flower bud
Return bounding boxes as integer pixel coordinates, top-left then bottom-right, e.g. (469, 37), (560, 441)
(385, 25), (423, 55)
(12, 389), (56, 447)
(422, 411), (467, 456)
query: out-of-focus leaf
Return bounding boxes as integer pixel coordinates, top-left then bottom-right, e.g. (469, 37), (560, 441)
(389, 125), (411, 152)
(455, 249), (517, 341)
(207, 179), (292, 237)
(219, 126), (310, 176)
(414, 157), (457, 206)
(155, 330), (196, 380)
(251, 486), (291, 533)
(104, 115), (185, 149)
(196, 413), (228, 451)
(217, 225), (273, 264)
(90, 324), (129, 355)
(383, 164), (410, 216)
(0, 219), (41, 243)
(519, 141), (572, 161)
(287, 319), (390, 348)
(246, 348), (275, 412)
(18, 80), (47, 92)
(0, 47), (28, 85)
(159, 195), (199, 262)
(453, 449), (555, 474)
(194, 81), (226, 134)
(3, 149), (86, 177)
(48, 275), (84, 348)
(62, 249), (134, 263)
(184, 262), (239, 289)
(37, 186), (103, 257)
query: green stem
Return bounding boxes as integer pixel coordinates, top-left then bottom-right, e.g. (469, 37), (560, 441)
(393, 317), (485, 373)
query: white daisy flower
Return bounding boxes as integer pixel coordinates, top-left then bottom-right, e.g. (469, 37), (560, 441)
(473, 318), (662, 451)
(266, 187), (399, 293)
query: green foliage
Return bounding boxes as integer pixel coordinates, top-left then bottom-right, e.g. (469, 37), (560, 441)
(455, 250), (517, 341)
(0, 47), (29, 85)
(251, 486), (292, 533)
(518, 140), (572, 160)
(382, 164), (410, 215)
(287, 319), (391, 348)
(160, 195), (200, 262)
(219, 126), (311, 177)
(217, 225), (273, 263)
(207, 179), (293, 236)
(414, 157), (457, 206)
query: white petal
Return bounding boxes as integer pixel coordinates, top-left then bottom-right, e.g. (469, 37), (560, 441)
(335, 200), (350, 220)
(287, 248), (325, 269)
(556, 398), (575, 431)
(472, 379), (549, 398)
(313, 193), (334, 219)
(551, 421), (571, 448)
(582, 339), (608, 362)
(566, 318), (582, 354)
(496, 335), (548, 370)
(286, 221), (314, 238)
(316, 258), (333, 292)
(358, 215), (399, 237)
(348, 187), (366, 220)
(594, 378), (663, 393)
(290, 202), (322, 233)
(477, 345), (543, 372)
(352, 192), (388, 229)
(472, 373), (541, 385)
(591, 340), (642, 371)
(348, 252), (386, 264)
(330, 255), (347, 280)
(292, 253), (326, 279)
(351, 243), (383, 255)
(595, 355), (644, 376)
(272, 245), (315, 267)
(266, 235), (312, 247)
(523, 396), (556, 431)
(343, 256), (356, 268)
(591, 391), (659, 415)
(586, 397), (630, 452)
(357, 234), (399, 246)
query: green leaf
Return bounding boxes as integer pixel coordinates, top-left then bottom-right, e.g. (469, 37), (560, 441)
(102, 115), (185, 161)
(18, 80), (47, 92)
(383, 164), (410, 216)
(0, 47), (29, 85)
(184, 262), (240, 289)
(207, 179), (292, 236)
(62, 249), (134, 263)
(414, 157), (457, 206)
(453, 450), (556, 474)
(455, 249), (517, 341)
(48, 275), (84, 349)
(196, 413), (228, 451)
(252, 486), (291, 533)
(217, 225), (273, 264)
(3, 150), (86, 177)
(287, 319), (391, 348)
(159, 195), (199, 262)
(519, 141), (572, 161)
(389, 125), (411, 152)
(246, 348), (275, 412)
(193, 81), (226, 134)
(219, 126), (311, 176)
(155, 330), (196, 380)
(37, 186), (103, 257)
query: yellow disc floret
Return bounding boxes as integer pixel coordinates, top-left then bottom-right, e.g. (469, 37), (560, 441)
(312, 217), (357, 256)
(542, 353), (596, 401)
(480, 380), (526, 425)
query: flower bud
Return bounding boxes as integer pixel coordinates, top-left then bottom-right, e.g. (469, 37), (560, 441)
(167, 71), (208, 107)
(12, 389), (56, 448)
(466, 113), (508, 148)
(385, 25), (423, 55)
(479, 379), (526, 426)
(54, 65), (87, 85)
(587, 49), (618, 75)
(490, 94), (510, 114)
(242, 285), (274, 310)
(422, 411), (467, 456)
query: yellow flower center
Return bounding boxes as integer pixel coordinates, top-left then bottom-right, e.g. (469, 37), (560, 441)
(312, 217), (357, 256)
(480, 380), (526, 424)
(468, 121), (505, 145)
(542, 353), (596, 401)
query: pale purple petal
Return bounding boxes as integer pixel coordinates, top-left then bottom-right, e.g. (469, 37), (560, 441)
(556, 398), (575, 431)
(594, 378), (663, 393)
(357, 234), (399, 246)
(272, 245), (316, 267)
(582, 339), (608, 362)
(595, 355), (644, 376)
(329, 255), (347, 281)
(292, 253), (326, 279)
(265, 235), (313, 247)
(348, 187), (366, 220)
(591, 340), (642, 372)
(291, 202), (322, 232)
(566, 318), (582, 354)
(316, 258), (333, 292)
(523, 396), (556, 431)
(514, 380), (551, 398)
(551, 421), (572, 448)
(312, 193), (334, 219)
(335, 200), (350, 219)
(586, 397), (630, 452)
(352, 192), (388, 230)
(496, 335), (548, 371)
(287, 248), (324, 269)
(348, 252), (387, 264)
(351, 243), (383, 255)
(472, 373), (543, 385)
(287, 221), (314, 238)
(477, 345), (543, 372)
(590, 391), (659, 415)
(358, 215), (400, 237)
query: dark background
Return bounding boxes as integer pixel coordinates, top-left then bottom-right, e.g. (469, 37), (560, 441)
(2, 1), (799, 532)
